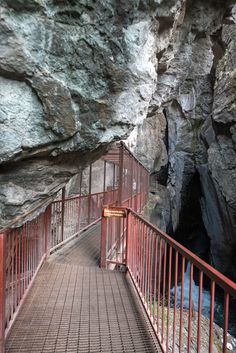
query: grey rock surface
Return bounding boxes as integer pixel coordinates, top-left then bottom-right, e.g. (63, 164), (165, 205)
(127, 0), (236, 280)
(126, 111), (167, 172)
(0, 0), (236, 280)
(143, 185), (171, 233)
(0, 0), (159, 228)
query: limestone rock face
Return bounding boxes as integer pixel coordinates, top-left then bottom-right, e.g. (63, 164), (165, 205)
(1, 0), (236, 280)
(126, 111), (168, 172)
(127, 0), (236, 280)
(144, 185), (171, 233)
(0, 0), (159, 228)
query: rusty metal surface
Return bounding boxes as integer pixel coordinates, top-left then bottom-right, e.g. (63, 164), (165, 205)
(6, 225), (161, 353)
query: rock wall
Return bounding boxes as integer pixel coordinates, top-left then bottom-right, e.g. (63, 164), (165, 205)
(0, 0), (159, 228)
(128, 0), (236, 280)
(66, 159), (115, 196)
(0, 0), (236, 279)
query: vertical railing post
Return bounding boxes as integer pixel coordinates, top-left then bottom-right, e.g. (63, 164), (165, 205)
(146, 171), (149, 204)
(100, 212), (107, 268)
(137, 163), (141, 212)
(117, 143), (124, 265)
(107, 186), (112, 205)
(103, 160), (107, 206)
(87, 163), (92, 225)
(78, 171), (83, 232)
(114, 165), (118, 204)
(61, 186), (65, 242)
(118, 143), (124, 206)
(130, 157), (134, 209)
(136, 164), (139, 212)
(0, 232), (6, 353)
(103, 160), (106, 194)
(45, 204), (51, 257)
(140, 166), (143, 209)
(113, 164), (116, 190)
(125, 211), (131, 267)
(79, 170), (83, 195)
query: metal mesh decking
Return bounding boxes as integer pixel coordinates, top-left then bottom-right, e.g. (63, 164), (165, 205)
(6, 225), (161, 353)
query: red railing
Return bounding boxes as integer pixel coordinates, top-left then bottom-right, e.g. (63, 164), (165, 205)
(0, 183), (128, 353)
(0, 188), (118, 353)
(50, 190), (118, 252)
(0, 141), (150, 353)
(101, 207), (236, 353)
(102, 141), (149, 212)
(0, 206), (51, 353)
(100, 189), (149, 268)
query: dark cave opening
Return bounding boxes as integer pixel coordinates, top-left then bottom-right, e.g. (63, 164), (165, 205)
(173, 171), (211, 271)
(166, 171), (236, 337)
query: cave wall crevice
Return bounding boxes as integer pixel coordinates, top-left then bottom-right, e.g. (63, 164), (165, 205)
(129, 0), (236, 280)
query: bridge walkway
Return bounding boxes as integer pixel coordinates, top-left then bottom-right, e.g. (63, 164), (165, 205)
(6, 225), (162, 353)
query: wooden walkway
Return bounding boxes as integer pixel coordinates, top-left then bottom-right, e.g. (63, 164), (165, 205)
(6, 225), (161, 353)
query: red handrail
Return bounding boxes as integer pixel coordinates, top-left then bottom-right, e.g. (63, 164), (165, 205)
(101, 206), (236, 353)
(0, 141), (150, 353)
(128, 209), (236, 296)
(50, 189), (118, 252)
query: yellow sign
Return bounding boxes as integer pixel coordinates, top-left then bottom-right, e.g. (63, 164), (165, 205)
(103, 208), (127, 218)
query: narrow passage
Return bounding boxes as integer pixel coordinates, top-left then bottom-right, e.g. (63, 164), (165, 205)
(6, 225), (161, 353)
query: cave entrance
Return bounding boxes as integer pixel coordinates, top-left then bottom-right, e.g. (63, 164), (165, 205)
(174, 170), (210, 264)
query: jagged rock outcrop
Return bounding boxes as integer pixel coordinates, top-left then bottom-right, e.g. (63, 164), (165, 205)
(128, 0), (236, 280)
(127, 111), (168, 172)
(0, 0), (159, 228)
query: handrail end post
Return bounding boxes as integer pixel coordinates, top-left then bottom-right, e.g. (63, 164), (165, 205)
(125, 210), (131, 268)
(100, 213), (107, 268)
(0, 232), (6, 353)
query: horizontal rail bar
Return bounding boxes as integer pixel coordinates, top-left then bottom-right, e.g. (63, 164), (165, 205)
(1, 139), (150, 352)
(52, 190), (118, 204)
(127, 208), (236, 297)
(119, 141), (150, 172)
(49, 218), (101, 253)
(101, 204), (236, 353)
(103, 141), (150, 173)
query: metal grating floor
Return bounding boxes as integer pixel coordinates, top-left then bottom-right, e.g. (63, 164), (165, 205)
(6, 225), (161, 353)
